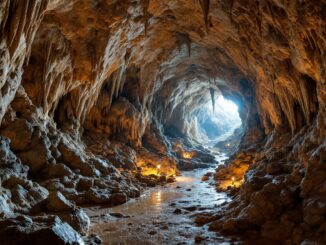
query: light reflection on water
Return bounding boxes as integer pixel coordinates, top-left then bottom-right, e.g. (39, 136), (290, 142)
(86, 154), (231, 245)
(175, 176), (196, 183)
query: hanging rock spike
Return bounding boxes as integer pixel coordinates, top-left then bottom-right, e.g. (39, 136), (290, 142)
(198, 0), (210, 33)
(209, 88), (215, 112)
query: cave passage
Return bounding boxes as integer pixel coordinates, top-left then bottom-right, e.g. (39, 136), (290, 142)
(0, 1), (325, 245)
(87, 155), (231, 245)
(194, 95), (242, 146)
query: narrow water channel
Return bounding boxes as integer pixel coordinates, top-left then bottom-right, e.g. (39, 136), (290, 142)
(86, 153), (232, 245)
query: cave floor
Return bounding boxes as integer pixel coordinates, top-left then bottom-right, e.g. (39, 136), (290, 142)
(85, 154), (237, 245)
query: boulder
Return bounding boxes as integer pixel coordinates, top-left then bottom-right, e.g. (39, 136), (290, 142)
(109, 192), (128, 205)
(0, 119), (33, 151)
(84, 188), (111, 204)
(59, 209), (90, 235)
(43, 162), (74, 178)
(59, 141), (95, 177)
(0, 215), (85, 245)
(45, 191), (75, 212)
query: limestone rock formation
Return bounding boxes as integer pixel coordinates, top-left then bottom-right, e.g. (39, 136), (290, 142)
(0, 0), (325, 244)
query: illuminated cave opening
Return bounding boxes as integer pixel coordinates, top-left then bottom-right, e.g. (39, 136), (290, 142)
(194, 95), (242, 147)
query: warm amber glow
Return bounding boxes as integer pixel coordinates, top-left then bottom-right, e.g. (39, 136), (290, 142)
(173, 142), (197, 160)
(219, 177), (244, 189)
(182, 151), (195, 159)
(136, 158), (176, 177)
(156, 190), (161, 202)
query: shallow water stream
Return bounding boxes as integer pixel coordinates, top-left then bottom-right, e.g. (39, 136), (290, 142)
(86, 154), (232, 245)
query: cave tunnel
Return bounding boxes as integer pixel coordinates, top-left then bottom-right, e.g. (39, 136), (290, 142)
(0, 0), (325, 244)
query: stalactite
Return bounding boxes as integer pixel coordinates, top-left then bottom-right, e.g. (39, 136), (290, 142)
(209, 87), (215, 112)
(142, 0), (150, 35)
(7, 0), (23, 48)
(198, 0), (210, 33)
(114, 68), (124, 98)
(0, 1), (324, 244)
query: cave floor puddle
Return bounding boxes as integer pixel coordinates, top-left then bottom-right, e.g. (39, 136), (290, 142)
(85, 153), (233, 245)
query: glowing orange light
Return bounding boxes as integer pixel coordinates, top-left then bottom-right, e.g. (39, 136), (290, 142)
(156, 191), (161, 202)
(182, 152), (193, 159)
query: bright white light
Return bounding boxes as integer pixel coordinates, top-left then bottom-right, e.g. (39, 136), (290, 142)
(215, 96), (238, 114)
(195, 95), (242, 144)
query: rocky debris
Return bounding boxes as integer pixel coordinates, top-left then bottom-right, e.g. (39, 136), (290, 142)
(85, 234), (102, 245)
(109, 213), (130, 218)
(148, 230), (157, 235)
(194, 236), (206, 243)
(0, 215), (84, 245)
(173, 140), (218, 171)
(0, 119), (33, 151)
(0, 137), (50, 215)
(85, 138), (138, 170)
(173, 208), (182, 214)
(109, 193), (128, 205)
(58, 209), (90, 235)
(42, 162), (74, 178)
(0, 125), (145, 241)
(135, 173), (175, 187)
(201, 172), (213, 181)
(84, 188), (115, 205)
(58, 140), (96, 177)
(215, 151), (254, 191)
(208, 124), (326, 244)
(0, 0), (325, 244)
(194, 214), (218, 225)
(45, 191), (75, 212)
(136, 147), (178, 177)
(0, 136), (28, 179)
(178, 160), (210, 171)
(182, 206), (197, 212)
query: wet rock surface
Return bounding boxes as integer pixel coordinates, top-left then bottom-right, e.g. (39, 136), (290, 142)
(86, 155), (233, 245)
(0, 215), (85, 245)
(208, 125), (326, 244)
(0, 0), (325, 244)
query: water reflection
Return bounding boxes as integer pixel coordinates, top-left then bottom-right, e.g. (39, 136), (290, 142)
(175, 175), (196, 183)
(156, 190), (161, 202)
(86, 154), (231, 244)
(150, 190), (162, 211)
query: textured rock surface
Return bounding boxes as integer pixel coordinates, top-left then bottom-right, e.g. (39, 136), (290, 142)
(0, 0), (325, 243)
(0, 215), (85, 245)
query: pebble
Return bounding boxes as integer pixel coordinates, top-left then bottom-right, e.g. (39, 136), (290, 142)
(173, 208), (182, 214)
(148, 230), (157, 235)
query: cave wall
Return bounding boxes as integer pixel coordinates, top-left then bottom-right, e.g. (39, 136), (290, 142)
(1, 0), (324, 145)
(0, 0), (325, 243)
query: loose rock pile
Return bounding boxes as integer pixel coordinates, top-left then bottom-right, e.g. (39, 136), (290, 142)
(206, 122), (326, 244)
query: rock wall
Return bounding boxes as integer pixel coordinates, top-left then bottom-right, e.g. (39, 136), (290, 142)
(0, 0), (325, 243)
